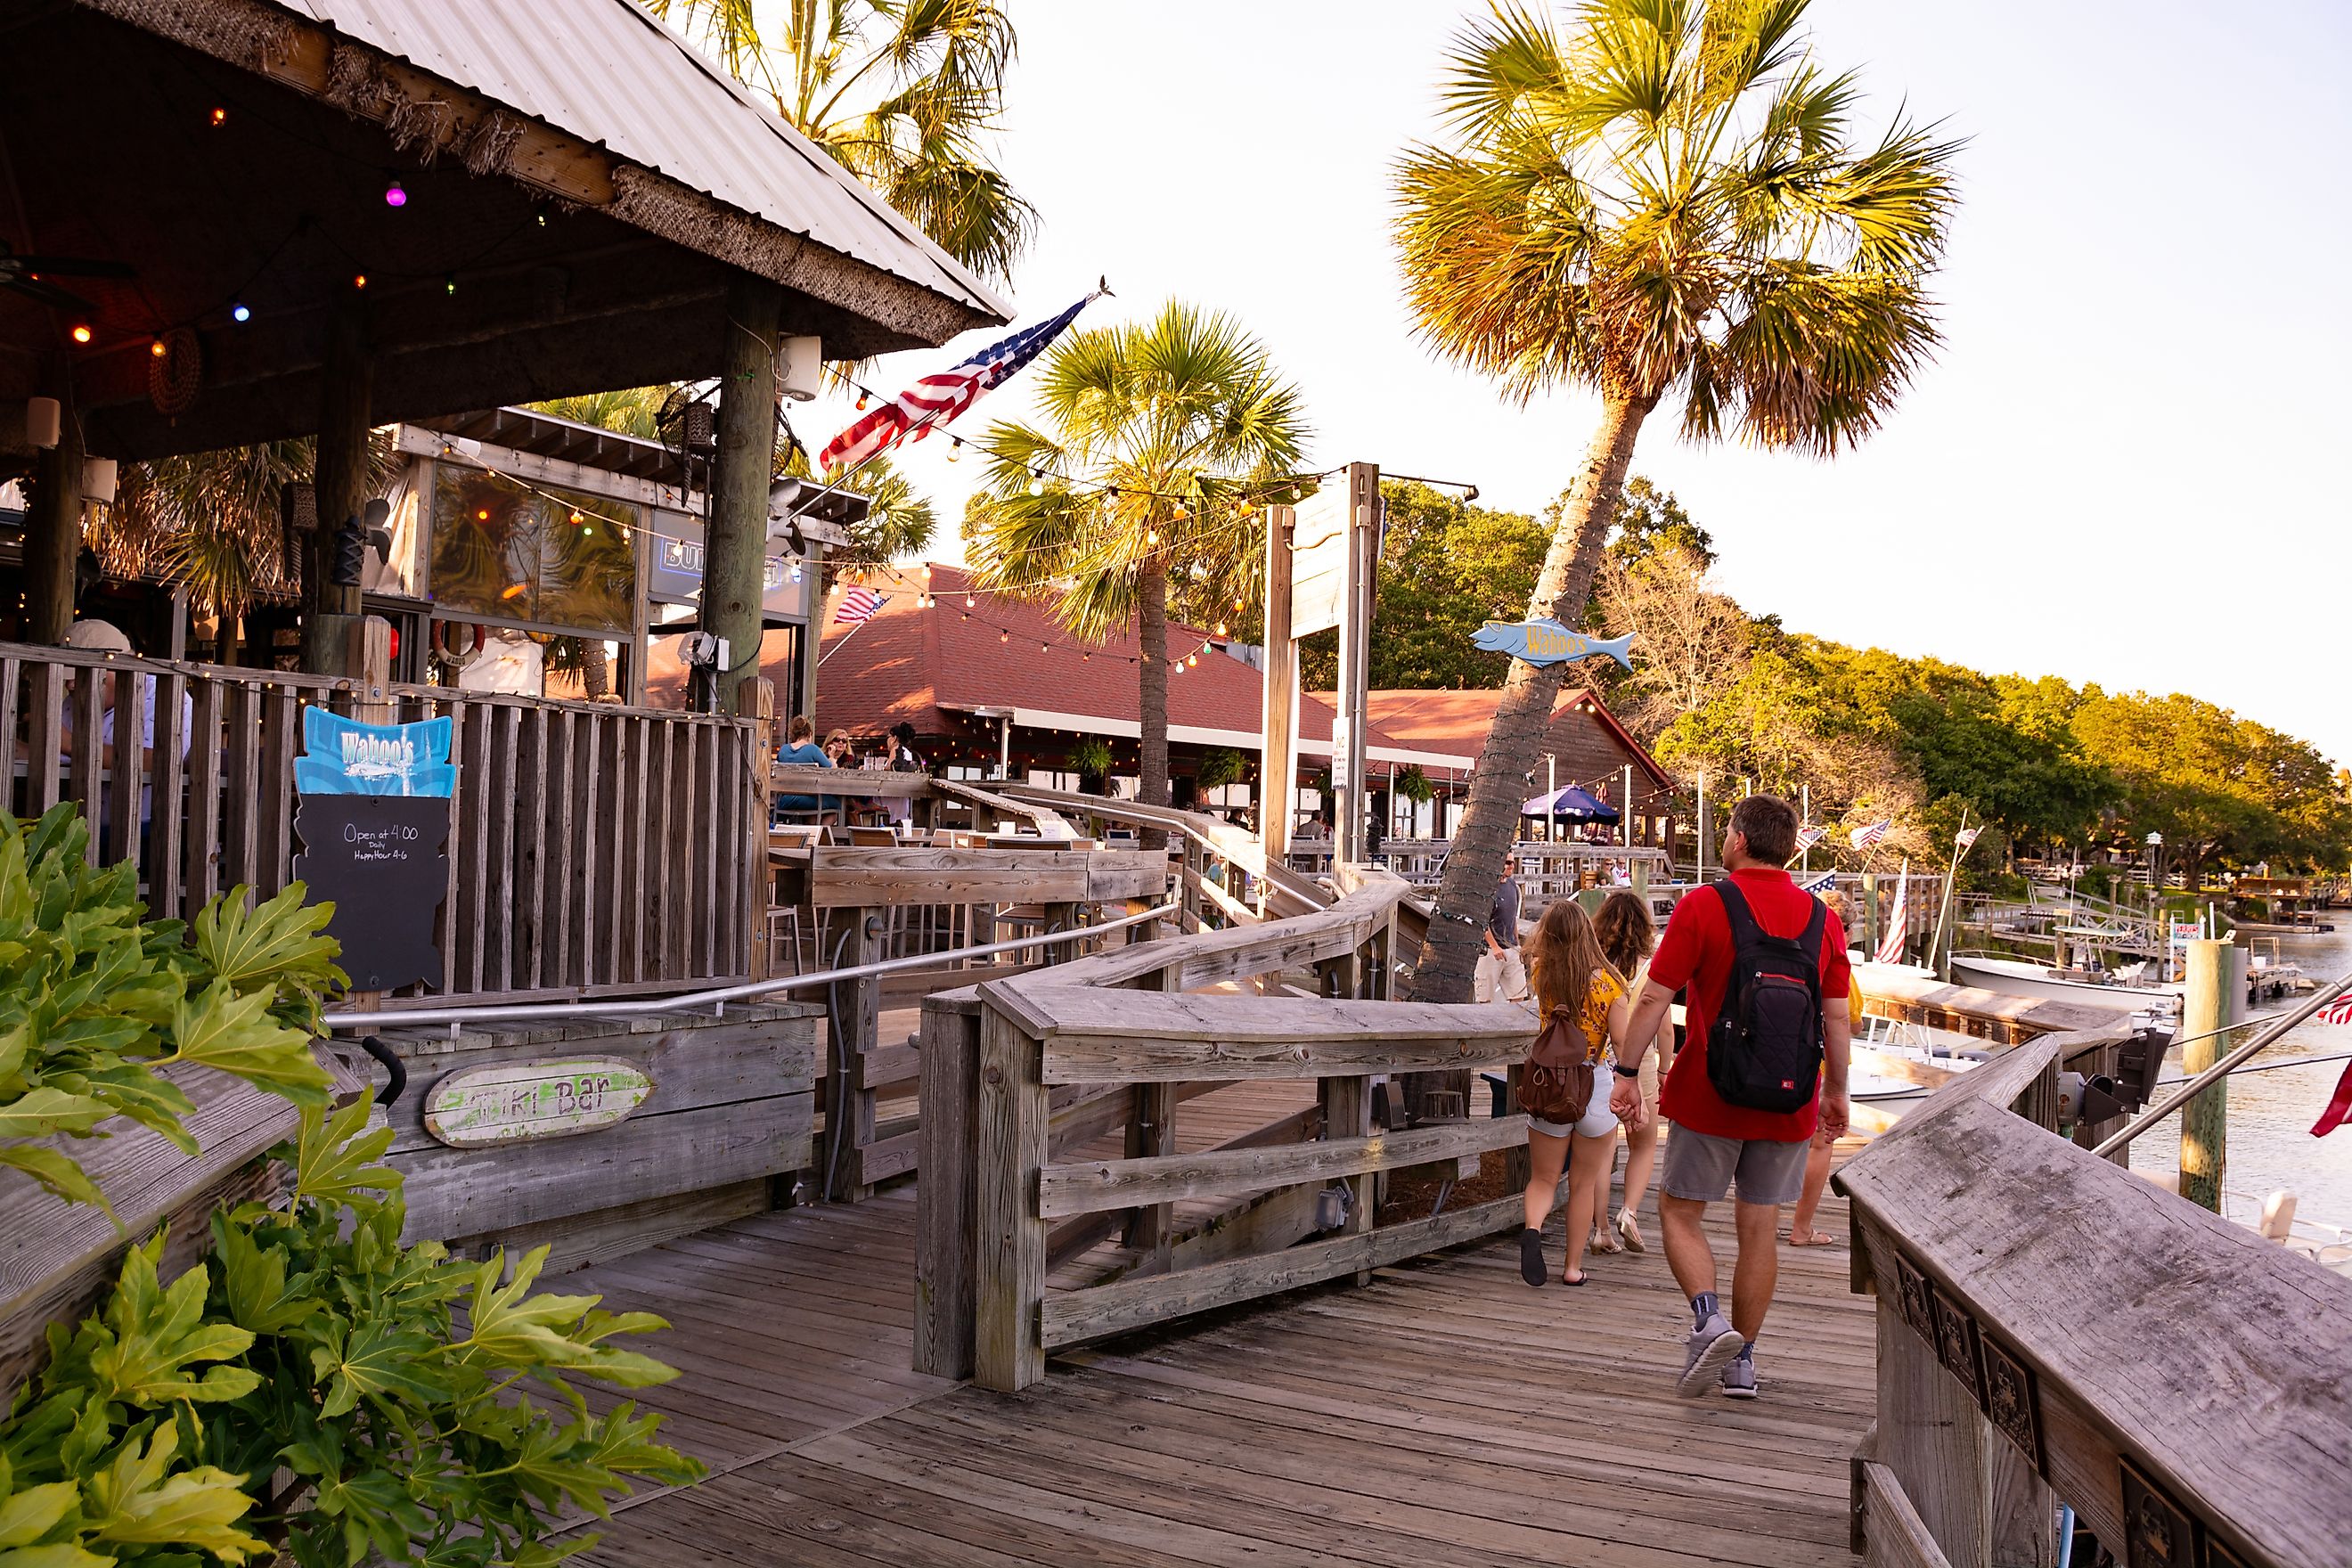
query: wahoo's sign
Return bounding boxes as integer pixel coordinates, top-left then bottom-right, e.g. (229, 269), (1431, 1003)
(1470, 619), (1636, 670)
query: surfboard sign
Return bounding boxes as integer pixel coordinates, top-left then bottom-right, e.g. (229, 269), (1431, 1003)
(1470, 619), (1635, 669)
(422, 1057), (653, 1147)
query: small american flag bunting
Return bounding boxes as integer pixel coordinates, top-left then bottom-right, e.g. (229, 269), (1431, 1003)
(1850, 818), (1891, 852)
(1795, 825), (1828, 853)
(1875, 866), (1911, 965)
(1956, 824), (1982, 853)
(833, 586), (887, 626)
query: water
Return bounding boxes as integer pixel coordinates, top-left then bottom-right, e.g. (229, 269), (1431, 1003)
(2132, 921), (2352, 1233)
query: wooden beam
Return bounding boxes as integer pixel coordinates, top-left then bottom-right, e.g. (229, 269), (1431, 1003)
(1039, 1114), (1527, 1220)
(1037, 1188), (1529, 1351)
(973, 1002), (1047, 1392)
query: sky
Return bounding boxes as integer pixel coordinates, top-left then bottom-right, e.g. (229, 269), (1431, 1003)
(796, 1), (2352, 763)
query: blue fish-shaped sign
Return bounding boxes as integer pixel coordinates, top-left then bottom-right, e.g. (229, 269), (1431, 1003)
(1471, 619), (1636, 670)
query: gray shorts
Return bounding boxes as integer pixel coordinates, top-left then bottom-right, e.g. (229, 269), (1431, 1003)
(1662, 1127), (1809, 1206)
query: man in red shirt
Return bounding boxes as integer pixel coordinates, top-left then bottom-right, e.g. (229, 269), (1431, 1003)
(1612, 795), (1852, 1401)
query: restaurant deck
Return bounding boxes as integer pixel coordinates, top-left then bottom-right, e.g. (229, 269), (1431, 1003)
(563, 1137), (1872, 1568)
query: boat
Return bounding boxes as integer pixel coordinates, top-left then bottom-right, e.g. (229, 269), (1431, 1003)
(1950, 951), (2182, 1016)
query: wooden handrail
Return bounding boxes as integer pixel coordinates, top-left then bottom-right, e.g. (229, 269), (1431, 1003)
(1835, 1018), (2352, 1568)
(998, 783), (1330, 917)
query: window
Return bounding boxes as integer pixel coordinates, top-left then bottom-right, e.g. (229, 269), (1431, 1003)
(429, 462), (639, 635)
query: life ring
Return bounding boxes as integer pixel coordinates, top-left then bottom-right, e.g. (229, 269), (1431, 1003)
(432, 620), (488, 666)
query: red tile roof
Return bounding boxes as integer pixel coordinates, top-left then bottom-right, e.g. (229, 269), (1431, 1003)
(813, 564), (1428, 760)
(1357, 686), (1674, 788)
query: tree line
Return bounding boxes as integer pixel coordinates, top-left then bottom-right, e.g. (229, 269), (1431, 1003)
(1337, 480), (2352, 885)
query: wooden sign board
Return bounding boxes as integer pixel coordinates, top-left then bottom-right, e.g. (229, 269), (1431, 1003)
(1287, 486), (1351, 638)
(292, 794), (449, 992)
(423, 1056), (654, 1147)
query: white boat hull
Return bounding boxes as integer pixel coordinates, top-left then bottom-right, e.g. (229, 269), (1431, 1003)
(1950, 953), (2180, 1011)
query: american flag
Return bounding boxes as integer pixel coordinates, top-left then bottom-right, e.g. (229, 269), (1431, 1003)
(1851, 818), (1892, 852)
(833, 586), (887, 625)
(1876, 867), (1910, 964)
(818, 289), (1103, 473)
(1798, 870), (1839, 894)
(1795, 825), (1828, 853)
(1956, 825), (1982, 853)
(2315, 995), (2352, 1028)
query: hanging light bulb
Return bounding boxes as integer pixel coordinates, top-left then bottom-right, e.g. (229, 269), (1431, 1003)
(149, 339), (167, 358)
(1041, 641), (1051, 654)
(353, 274), (368, 290)
(947, 439), (961, 462)
(70, 324), (92, 344)
(1028, 477), (1045, 496)
(1215, 622), (1229, 638)
(1188, 652), (1200, 668)
(444, 274), (457, 296)
(209, 107), (227, 127)
(855, 395), (870, 411)
(966, 594), (976, 608)
(1146, 527), (1159, 545)
(1172, 504), (1188, 520)
(569, 510), (584, 525)
(999, 630), (1009, 643)
(384, 180), (407, 208)
(231, 303), (251, 323)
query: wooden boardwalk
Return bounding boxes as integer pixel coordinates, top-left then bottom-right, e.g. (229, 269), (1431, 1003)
(564, 1138), (1872, 1568)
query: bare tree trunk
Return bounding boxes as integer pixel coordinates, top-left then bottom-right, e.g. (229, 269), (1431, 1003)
(706, 274), (783, 715)
(1411, 392), (1654, 1007)
(582, 639), (611, 700)
(1138, 555), (1171, 851)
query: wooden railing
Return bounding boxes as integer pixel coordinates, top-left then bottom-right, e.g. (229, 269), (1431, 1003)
(914, 868), (1535, 1391)
(0, 642), (762, 1000)
(1835, 1024), (2352, 1568)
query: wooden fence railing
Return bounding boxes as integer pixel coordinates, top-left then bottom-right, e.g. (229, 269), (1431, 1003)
(915, 869), (1534, 1391)
(0, 642), (762, 1000)
(1835, 1025), (2352, 1568)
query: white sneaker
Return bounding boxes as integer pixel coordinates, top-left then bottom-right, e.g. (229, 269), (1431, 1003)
(1677, 1313), (1745, 1398)
(1720, 1352), (1758, 1400)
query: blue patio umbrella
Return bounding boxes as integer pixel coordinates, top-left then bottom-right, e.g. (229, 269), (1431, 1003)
(1520, 785), (1621, 823)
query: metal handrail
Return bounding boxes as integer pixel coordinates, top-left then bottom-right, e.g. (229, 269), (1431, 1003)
(2091, 964), (2352, 1157)
(320, 902), (1180, 1032)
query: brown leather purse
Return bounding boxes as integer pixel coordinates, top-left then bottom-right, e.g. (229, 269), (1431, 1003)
(1521, 1002), (1597, 1125)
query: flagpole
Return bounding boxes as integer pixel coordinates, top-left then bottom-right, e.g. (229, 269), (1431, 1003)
(1930, 805), (1973, 981)
(1800, 784), (1810, 878)
(815, 612), (874, 669)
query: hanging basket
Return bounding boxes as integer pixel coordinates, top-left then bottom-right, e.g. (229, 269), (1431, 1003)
(148, 327), (202, 417)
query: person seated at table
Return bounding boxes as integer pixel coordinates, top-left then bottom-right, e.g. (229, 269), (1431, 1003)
(772, 715), (836, 825)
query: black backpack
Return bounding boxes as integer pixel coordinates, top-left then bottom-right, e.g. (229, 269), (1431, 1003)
(1706, 880), (1827, 1114)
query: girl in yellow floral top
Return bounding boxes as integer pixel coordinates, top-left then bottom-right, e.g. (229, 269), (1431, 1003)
(1516, 898), (1634, 1287)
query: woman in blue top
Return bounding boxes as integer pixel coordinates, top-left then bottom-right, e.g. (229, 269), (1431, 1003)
(772, 715), (835, 824)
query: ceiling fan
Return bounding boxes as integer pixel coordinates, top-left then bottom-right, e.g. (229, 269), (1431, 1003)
(0, 240), (135, 314)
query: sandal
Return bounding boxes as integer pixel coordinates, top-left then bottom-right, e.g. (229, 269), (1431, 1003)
(1787, 1228), (1840, 1247)
(1617, 1210), (1646, 1253)
(1589, 1224), (1622, 1255)
(1518, 1228), (1548, 1286)
(1560, 1270), (1589, 1286)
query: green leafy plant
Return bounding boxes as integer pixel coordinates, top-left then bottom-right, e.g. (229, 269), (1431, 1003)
(1392, 765), (1434, 805)
(0, 804), (699, 1565)
(0, 805), (342, 1214)
(1195, 748), (1246, 795)
(1066, 737), (1114, 785)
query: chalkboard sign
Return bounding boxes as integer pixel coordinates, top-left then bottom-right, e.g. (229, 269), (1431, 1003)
(292, 795), (449, 991)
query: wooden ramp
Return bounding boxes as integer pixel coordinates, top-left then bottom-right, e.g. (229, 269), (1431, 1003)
(565, 1164), (1871, 1567)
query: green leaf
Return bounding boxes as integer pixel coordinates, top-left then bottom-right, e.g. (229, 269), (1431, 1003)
(188, 885), (344, 1002)
(0, 1545), (117, 1568)
(0, 1147), (112, 1220)
(165, 981), (330, 1103)
(0, 1089), (111, 1140)
(313, 1318), (446, 1417)
(290, 1099), (401, 1207)
(81, 1426), (265, 1564)
(0, 1481), (78, 1548)
(211, 1218), (316, 1337)
(86, 1243), (258, 1408)
(66, 1067), (198, 1156)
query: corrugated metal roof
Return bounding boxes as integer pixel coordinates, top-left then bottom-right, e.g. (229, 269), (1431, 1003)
(289, 0), (1011, 323)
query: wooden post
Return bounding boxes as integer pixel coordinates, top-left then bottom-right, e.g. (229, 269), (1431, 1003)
(23, 388), (82, 645)
(975, 999), (1047, 1391)
(844, 905), (884, 1202)
(1868, 1294), (2054, 1567)
(1043, 900), (1081, 966)
(705, 275), (784, 715)
(1260, 506), (1296, 884)
(740, 674), (776, 979)
(2179, 938), (2234, 1213)
(1319, 1072), (1375, 1284)
(344, 617), (394, 1025)
(1122, 959), (1183, 1270)
(913, 997), (982, 1379)
(1179, 841), (1204, 932)
(306, 291), (372, 677)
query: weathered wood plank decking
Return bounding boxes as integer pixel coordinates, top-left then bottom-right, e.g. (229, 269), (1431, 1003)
(566, 1147), (1870, 1567)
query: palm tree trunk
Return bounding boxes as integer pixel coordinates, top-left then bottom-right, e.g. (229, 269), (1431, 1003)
(1138, 555), (1171, 851)
(1410, 392), (1655, 1008)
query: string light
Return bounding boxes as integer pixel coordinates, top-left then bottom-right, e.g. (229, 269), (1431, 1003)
(353, 274), (368, 290)
(383, 181), (407, 208)
(444, 274), (457, 296)
(966, 595), (976, 608)
(149, 339), (167, 358)
(69, 325), (91, 344)
(208, 107), (227, 127)
(1215, 623), (1228, 637)
(231, 304), (251, 323)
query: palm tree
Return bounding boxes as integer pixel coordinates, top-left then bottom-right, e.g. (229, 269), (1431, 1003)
(965, 301), (1309, 827)
(1392, 0), (1958, 1000)
(643, 0), (1035, 282)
